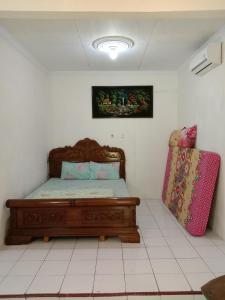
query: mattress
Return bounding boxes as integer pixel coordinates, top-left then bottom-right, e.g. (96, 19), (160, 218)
(26, 178), (129, 199)
(162, 146), (220, 236)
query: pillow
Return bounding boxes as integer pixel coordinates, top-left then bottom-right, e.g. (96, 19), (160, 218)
(89, 161), (120, 180)
(61, 162), (90, 180)
(169, 125), (197, 148)
(178, 125), (197, 148)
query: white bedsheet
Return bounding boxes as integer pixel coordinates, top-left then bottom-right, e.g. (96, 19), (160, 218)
(29, 188), (114, 199)
(26, 178), (129, 199)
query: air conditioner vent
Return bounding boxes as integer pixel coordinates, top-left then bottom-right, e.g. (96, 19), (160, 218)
(190, 42), (222, 76)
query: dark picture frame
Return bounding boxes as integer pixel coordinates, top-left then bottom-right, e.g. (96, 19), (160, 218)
(92, 86), (153, 118)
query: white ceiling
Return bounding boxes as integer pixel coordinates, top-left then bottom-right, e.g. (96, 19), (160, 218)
(0, 12), (225, 71)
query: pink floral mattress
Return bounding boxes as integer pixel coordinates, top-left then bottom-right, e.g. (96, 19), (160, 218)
(162, 146), (220, 236)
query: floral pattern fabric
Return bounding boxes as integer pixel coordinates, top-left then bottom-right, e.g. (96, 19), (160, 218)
(162, 146), (220, 236)
(61, 162), (90, 180)
(169, 125), (197, 148)
(90, 161), (120, 180)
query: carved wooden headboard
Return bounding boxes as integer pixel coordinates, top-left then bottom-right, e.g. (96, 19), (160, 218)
(48, 138), (126, 180)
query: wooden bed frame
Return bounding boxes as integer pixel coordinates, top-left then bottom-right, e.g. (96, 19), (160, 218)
(5, 138), (140, 245)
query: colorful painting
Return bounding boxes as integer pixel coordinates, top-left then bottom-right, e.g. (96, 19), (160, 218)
(92, 86), (153, 118)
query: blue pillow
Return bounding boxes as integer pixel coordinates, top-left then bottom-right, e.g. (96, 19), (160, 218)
(61, 162), (90, 179)
(89, 161), (120, 180)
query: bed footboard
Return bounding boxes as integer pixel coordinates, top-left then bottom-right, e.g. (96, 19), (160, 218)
(5, 197), (140, 245)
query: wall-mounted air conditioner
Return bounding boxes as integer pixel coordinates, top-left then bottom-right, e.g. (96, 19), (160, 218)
(190, 42), (222, 76)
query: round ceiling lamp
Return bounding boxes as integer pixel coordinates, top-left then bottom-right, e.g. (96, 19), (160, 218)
(92, 36), (134, 60)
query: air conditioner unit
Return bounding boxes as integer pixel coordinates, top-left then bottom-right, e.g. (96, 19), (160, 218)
(190, 42), (222, 76)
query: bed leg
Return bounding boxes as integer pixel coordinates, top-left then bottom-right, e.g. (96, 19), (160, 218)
(99, 235), (106, 241)
(43, 236), (49, 243)
(119, 232), (140, 243)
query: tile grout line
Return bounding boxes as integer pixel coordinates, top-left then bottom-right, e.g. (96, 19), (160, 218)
(0, 244), (37, 298)
(157, 202), (198, 292)
(144, 200), (194, 292)
(121, 238), (128, 299)
(146, 200), (220, 293)
(141, 199), (160, 293)
(92, 237), (99, 295)
(145, 197), (224, 290)
(58, 238), (77, 296)
(148, 200), (225, 283)
(24, 239), (53, 297)
(3, 258), (19, 277)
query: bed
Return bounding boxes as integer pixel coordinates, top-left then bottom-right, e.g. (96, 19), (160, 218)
(5, 138), (140, 245)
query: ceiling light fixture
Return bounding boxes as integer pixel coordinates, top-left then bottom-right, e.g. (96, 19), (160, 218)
(92, 36), (134, 60)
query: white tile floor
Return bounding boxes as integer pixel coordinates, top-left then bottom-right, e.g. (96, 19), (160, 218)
(0, 199), (225, 299)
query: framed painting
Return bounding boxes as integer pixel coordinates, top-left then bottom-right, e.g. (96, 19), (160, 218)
(92, 86), (153, 118)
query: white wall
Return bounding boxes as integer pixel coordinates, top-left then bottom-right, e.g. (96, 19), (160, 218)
(178, 37), (225, 240)
(49, 71), (178, 199)
(0, 30), (49, 245)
